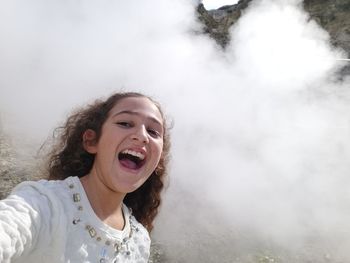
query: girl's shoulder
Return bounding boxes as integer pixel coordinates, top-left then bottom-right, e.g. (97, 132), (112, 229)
(12, 176), (74, 197)
(9, 176), (79, 212)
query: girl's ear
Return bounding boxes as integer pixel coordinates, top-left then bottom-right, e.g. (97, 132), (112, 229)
(83, 129), (97, 154)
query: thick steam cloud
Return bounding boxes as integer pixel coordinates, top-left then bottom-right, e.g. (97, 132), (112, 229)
(1, 0), (350, 262)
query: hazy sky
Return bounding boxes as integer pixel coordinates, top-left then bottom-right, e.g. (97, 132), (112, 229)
(202, 0), (239, 9)
(1, 0), (350, 261)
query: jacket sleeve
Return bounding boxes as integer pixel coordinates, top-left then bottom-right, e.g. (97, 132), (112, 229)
(0, 182), (54, 263)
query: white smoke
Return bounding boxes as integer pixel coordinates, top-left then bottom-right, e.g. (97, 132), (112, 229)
(1, 0), (350, 262)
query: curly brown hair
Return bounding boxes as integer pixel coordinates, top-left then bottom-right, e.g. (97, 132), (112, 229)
(47, 92), (171, 232)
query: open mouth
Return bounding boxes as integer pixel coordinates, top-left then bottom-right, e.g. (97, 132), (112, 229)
(118, 149), (146, 170)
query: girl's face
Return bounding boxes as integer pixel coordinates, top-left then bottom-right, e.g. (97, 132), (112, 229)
(86, 96), (164, 194)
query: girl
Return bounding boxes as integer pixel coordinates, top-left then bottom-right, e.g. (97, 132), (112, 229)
(0, 92), (171, 263)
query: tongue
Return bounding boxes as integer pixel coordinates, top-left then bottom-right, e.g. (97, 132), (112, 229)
(120, 159), (137, 169)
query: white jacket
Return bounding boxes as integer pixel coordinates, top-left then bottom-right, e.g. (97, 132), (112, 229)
(0, 177), (150, 263)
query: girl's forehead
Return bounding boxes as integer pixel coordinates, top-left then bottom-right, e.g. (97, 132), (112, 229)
(109, 97), (163, 123)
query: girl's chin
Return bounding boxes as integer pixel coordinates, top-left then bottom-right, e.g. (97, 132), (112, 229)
(115, 181), (144, 194)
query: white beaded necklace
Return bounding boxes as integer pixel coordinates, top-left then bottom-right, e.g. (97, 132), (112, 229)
(67, 181), (140, 263)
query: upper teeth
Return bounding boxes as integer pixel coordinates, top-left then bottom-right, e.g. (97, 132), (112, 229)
(122, 150), (145, 160)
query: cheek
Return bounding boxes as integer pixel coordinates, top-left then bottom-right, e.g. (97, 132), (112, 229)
(152, 142), (163, 161)
(157, 141), (164, 156)
(157, 149), (163, 165)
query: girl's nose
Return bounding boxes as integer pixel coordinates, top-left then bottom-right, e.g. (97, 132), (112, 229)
(131, 126), (149, 144)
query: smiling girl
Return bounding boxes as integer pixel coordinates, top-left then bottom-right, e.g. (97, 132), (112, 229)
(0, 92), (171, 263)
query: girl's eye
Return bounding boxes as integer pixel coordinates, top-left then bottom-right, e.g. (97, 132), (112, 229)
(147, 129), (161, 138)
(116, 121), (132, 128)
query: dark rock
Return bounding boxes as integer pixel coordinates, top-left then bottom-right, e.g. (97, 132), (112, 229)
(304, 0), (350, 75)
(197, 0), (350, 75)
(197, 0), (253, 48)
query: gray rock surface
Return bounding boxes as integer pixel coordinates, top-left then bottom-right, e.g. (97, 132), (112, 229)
(197, 0), (253, 48)
(197, 0), (350, 63)
(0, 133), (30, 199)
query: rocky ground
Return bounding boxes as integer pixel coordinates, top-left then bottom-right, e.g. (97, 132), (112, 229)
(0, 133), (35, 199)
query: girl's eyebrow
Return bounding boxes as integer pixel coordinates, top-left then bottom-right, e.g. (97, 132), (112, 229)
(113, 110), (163, 126)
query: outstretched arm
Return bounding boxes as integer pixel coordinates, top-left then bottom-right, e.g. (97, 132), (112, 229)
(0, 183), (54, 262)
